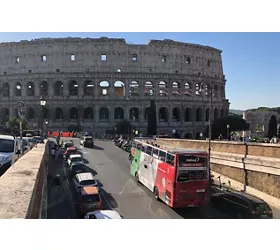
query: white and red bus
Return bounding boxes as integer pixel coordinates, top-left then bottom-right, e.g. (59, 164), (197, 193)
(130, 139), (209, 208)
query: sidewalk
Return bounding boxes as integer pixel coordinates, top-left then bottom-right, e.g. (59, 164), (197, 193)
(47, 156), (77, 219)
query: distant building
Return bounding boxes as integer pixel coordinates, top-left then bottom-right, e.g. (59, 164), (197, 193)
(243, 111), (277, 137)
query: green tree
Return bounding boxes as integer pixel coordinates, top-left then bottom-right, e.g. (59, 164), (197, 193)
(115, 120), (132, 134)
(8, 117), (28, 130)
(267, 115), (277, 139)
(147, 100), (157, 136)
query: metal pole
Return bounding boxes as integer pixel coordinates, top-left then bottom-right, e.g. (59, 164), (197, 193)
(20, 120), (23, 156)
(208, 86), (213, 184)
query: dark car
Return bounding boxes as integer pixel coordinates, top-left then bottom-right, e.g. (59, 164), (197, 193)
(210, 190), (273, 219)
(69, 162), (86, 177)
(83, 136), (94, 148)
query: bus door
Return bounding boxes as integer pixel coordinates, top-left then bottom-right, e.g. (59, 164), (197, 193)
(139, 146), (154, 191)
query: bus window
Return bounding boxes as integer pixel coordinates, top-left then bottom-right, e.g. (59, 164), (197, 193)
(166, 153), (175, 166)
(158, 150), (166, 161)
(153, 148), (159, 158)
(141, 145), (146, 152)
(136, 143), (141, 150)
(146, 146), (153, 156)
(132, 142), (136, 148)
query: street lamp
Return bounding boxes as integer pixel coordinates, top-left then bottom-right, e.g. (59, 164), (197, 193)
(40, 96), (46, 137)
(45, 120), (49, 138)
(227, 124), (230, 140)
(172, 129), (176, 138)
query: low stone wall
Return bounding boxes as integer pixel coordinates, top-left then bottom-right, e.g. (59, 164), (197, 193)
(156, 139), (280, 200)
(0, 142), (48, 219)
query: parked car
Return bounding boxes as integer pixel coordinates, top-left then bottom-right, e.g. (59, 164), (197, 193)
(76, 186), (103, 217)
(63, 146), (78, 160)
(80, 136), (94, 148)
(73, 172), (98, 192)
(69, 162), (86, 177)
(84, 210), (122, 219)
(67, 154), (83, 166)
(210, 190), (273, 219)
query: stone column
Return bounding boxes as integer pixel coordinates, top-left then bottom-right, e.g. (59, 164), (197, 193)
(94, 79), (99, 98)
(35, 80), (41, 97)
(78, 79), (84, 97)
(63, 80), (69, 97)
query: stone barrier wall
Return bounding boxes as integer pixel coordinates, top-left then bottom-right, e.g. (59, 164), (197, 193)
(156, 139), (280, 199)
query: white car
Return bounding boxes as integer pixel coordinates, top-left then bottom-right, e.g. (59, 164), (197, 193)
(73, 172), (98, 192)
(84, 210), (123, 219)
(67, 154), (83, 166)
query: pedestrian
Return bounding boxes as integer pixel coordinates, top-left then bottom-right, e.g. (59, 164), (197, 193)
(55, 146), (59, 160)
(51, 146), (55, 159)
(52, 174), (61, 195)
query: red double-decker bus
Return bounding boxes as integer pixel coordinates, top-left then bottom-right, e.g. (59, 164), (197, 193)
(130, 139), (209, 208)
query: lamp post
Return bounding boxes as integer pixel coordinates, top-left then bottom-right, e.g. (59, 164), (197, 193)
(17, 101), (25, 155)
(40, 97), (46, 137)
(45, 120), (49, 138)
(172, 129), (176, 138)
(227, 124), (230, 140)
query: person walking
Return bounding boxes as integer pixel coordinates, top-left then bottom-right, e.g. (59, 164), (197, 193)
(51, 146), (55, 160)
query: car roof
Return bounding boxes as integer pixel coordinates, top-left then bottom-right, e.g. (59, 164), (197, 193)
(81, 186), (99, 195)
(87, 210), (122, 219)
(67, 146), (77, 150)
(218, 190), (265, 203)
(0, 135), (15, 140)
(69, 154), (82, 158)
(76, 172), (94, 181)
(84, 136), (92, 138)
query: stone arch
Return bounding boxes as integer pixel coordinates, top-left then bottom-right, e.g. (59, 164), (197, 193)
(195, 82), (202, 96)
(69, 107), (78, 119)
(195, 132), (201, 139)
(171, 82), (180, 96)
(1, 82), (9, 97)
(69, 80), (78, 96)
(99, 107), (109, 121)
(196, 108), (203, 121)
(214, 108), (219, 120)
(1, 108), (9, 122)
(144, 81), (154, 96)
(84, 107), (94, 120)
(159, 107), (168, 122)
(55, 107), (63, 121)
(184, 108), (192, 122)
(26, 82), (35, 96)
(205, 108), (210, 121)
(99, 81), (110, 96)
(184, 82), (192, 96)
(144, 107), (150, 120)
(129, 81), (140, 96)
(220, 109), (224, 118)
(172, 107), (180, 122)
(184, 133), (193, 139)
(114, 107), (124, 120)
(158, 81), (168, 96)
(130, 107), (139, 121)
(40, 81), (48, 96)
(114, 81), (125, 97)
(14, 82), (22, 96)
(54, 81), (64, 96)
(42, 107), (49, 119)
(84, 80), (94, 96)
(27, 107), (35, 120)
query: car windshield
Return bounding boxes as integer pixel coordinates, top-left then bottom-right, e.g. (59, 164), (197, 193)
(82, 194), (100, 202)
(72, 164), (85, 172)
(72, 157), (82, 162)
(80, 180), (96, 186)
(177, 170), (208, 182)
(85, 138), (92, 142)
(252, 203), (270, 213)
(68, 150), (77, 154)
(0, 139), (14, 153)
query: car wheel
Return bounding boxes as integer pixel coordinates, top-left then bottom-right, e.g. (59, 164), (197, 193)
(153, 187), (159, 200)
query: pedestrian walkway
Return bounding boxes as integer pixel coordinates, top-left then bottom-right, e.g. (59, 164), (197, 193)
(47, 155), (77, 219)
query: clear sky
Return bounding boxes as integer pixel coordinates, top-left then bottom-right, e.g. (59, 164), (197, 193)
(0, 32), (279, 111)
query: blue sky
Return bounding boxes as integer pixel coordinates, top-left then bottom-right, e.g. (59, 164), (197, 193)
(0, 32), (279, 111)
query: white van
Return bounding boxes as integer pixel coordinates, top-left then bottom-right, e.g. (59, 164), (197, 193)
(0, 135), (20, 169)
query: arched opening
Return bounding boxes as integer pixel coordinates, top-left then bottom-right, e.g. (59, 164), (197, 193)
(214, 108), (219, 120)
(196, 108), (203, 121)
(144, 107), (149, 120)
(15, 82), (22, 96)
(84, 107), (94, 120)
(2, 83), (9, 97)
(159, 107), (168, 122)
(172, 107), (180, 122)
(99, 107), (109, 121)
(40, 81), (48, 96)
(55, 107), (63, 121)
(205, 108), (210, 121)
(42, 107), (49, 119)
(27, 107), (35, 120)
(130, 108), (139, 122)
(184, 133), (193, 139)
(54, 81), (64, 96)
(69, 107), (78, 120)
(84, 81), (94, 96)
(69, 81), (78, 96)
(99, 81), (110, 96)
(158, 81), (168, 96)
(184, 82), (192, 96)
(184, 108), (192, 122)
(195, 132), (201, 139)
(144, 81), (154, 96)
(114, 107), (124, 120)
(129, 81), (140, 96)
(1, 108), (9, 122)
(114, 81), (125, 97)
(172, 82), (180, 96)
(26, 82), (35, 96)
(195, 83), (201, 96)
(221, 109), (224, 118)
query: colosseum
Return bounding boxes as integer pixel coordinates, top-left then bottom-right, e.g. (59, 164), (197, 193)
(0, 37), (229, 138)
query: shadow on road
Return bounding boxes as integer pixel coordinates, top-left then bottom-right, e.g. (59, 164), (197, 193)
(100, 187), (118, 209)
(84, 165), (97, 176)
(83, 158), (90, 164)
(93, 145), (104, 150)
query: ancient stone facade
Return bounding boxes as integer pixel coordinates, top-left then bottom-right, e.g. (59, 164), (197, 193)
(0, 37), (229, 137)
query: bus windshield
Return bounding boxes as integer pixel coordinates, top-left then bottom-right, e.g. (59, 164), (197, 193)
(0, 139), (14, 153)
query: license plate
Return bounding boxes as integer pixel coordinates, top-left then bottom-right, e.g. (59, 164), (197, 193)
(196, 189), (205, 193)
(88, 204), (96, 209)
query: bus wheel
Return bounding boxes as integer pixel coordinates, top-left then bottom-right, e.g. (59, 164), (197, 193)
(153, 187), (159, 200)
(135, 172), (139, 183)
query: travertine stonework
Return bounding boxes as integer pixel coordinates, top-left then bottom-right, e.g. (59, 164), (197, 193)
(0, 37), (229, 137)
